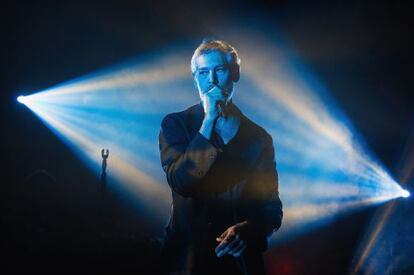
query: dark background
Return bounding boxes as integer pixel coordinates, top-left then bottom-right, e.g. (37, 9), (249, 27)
(1, 0), (413, 274)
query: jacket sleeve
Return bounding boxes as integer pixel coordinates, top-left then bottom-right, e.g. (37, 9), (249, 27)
(242, 135), (283, 242)
(159, 113), (218, 197)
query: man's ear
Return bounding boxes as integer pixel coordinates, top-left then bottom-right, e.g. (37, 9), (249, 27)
(231, 64), (240, 82)
(193, 78), (198, 89)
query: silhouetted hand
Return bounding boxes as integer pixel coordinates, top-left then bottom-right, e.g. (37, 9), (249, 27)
(215, 221), (249, 258)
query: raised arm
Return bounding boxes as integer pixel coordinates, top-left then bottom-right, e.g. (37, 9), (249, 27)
(159, 114), (218, 197)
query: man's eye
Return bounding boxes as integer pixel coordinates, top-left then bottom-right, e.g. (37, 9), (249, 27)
(199, 71), (208, 75)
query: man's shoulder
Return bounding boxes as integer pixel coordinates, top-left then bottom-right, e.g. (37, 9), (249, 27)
(229, 103), (271, 141)
(241, 114), (273, 144)
(163, 104), (200, 119)
(161, 103), (203, 130)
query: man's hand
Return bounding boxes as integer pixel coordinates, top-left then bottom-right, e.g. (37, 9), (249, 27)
(202, 85), (226, 120)
(215, 221), (249, 258)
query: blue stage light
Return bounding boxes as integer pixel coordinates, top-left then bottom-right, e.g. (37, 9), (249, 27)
(17, 26), (408, 242)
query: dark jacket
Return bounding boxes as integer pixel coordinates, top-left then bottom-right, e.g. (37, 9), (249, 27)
(159, 103), (282, 275)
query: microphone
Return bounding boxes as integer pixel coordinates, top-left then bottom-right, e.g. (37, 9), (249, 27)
(217, 101), (227, 118)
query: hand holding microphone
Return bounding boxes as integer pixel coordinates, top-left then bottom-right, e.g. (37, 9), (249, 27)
(202, 85), (228, 120)
(217, 101), (228, 118)
(199, 85), (231, 140)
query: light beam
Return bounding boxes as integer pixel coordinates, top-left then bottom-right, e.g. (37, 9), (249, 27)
(17, 25), (407, 240)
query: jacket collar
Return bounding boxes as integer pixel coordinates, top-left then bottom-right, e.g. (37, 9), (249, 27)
(189, 101), (247, 137)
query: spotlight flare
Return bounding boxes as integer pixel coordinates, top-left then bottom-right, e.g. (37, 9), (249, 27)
(17, 96), (25, 104)
(401, 189), (410, 198)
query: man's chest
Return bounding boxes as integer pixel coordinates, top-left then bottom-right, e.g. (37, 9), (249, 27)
(214, 116), (240, 145)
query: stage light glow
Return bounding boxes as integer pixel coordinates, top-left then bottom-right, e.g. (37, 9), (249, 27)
(18, 24), (407, 239)
(16, 48), (194, 228)
(17, 95), (25, 104)
(216, 25), (406, 245)
(401, 189), (410, 198)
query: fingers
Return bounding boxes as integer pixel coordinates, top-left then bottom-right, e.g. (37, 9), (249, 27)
(205, 86), (226, 101)
(215, 224), (248, 258)
(206, 85), (223, 94)
(215, 234), (245, 258)
(229, 241), (246, 257)
(215, 232), (233, 255)
(215, 234), (236, 256)
(221, 235), (242, 257)
(216, 231), (226, 242)
(202, 86), (226, 118)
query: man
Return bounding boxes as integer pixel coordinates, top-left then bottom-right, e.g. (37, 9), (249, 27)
(158, 39), (282, 275)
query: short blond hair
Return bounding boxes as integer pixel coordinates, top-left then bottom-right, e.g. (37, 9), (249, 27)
(191, 39), (240, 75)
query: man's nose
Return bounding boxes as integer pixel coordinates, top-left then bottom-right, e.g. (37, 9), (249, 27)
(208, 70), (217, 84)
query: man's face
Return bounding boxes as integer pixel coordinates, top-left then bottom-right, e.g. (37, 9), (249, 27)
(193, 51), (235, 103)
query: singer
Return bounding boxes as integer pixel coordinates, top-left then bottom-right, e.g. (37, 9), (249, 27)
(158, 39), (283, 275)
